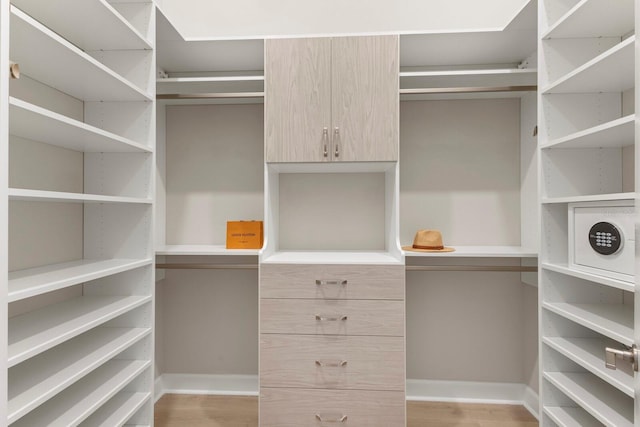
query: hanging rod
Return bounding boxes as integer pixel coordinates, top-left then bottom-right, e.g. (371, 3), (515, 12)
(157, 92), (264, 100)
(156, 264), (535, 272)
(156, 263), (258, 270)
(400, 85), (537, 95)
(406, 265), (537, 272)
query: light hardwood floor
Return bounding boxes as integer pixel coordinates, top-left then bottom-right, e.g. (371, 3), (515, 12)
(155, 395), (539, 427)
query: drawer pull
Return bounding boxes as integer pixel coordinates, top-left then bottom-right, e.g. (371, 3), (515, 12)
(315, 279), (347, 286)
(315, 315), (348, 322)
(315, 360), (347, 367)
(316, 413), (348, 423)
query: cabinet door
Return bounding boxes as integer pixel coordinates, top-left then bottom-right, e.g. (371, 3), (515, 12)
(265, 38), (331, 162)
(331, 35), (398, 162)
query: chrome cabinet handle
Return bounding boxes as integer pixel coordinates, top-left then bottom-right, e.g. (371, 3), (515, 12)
(334, 127), (340, 157)
(323, 127), (329, 158)
(315, 314), (348, 321)
(316, 413), (348, 423)
(315, 360), (347, 367)
(315, 279), (347, 286)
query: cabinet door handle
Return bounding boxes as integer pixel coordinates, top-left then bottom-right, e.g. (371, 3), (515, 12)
(334, 127), (340, 157)
(315, 314), (348, 321)
(315, 360), (347, 367)
(315, 279), (347, 286)
(323, 127), (329, 158)
(315, 413), (348, 423)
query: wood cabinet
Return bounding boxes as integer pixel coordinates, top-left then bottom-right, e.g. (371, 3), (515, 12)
(265, 35), (398, 163)
(259, 263), (405, 426)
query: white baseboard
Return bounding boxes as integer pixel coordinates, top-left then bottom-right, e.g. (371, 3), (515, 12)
(407, 379), (539, 419)
(155, 374), (259, 400)
(154, 374), (539, 420)
(522, 386), (540, 420)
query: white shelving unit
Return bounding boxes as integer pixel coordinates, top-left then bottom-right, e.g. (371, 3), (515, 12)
(156, 245), (259, 256)
(9, 98), (152, 153)
(5, 0), (156, 424)
(538, 0), (636, 424)
(403, 246), (537, 258)
(10, 6), (151, 102)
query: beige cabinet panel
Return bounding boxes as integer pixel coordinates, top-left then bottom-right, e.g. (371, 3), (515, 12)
(260, 298), (404, 336)
(260, 334), (405, 390)
(265, 35), (398, 163)
(264, 37), (331, 162)
(260, 263), (405, 300)
(332, 35), (399, 161)
(260, 388), (405, 427)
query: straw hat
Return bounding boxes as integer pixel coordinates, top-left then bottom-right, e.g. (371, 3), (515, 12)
(402, 229), (455, 252)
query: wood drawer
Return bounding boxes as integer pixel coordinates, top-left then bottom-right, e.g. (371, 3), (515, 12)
(260, 298), (404, 336)
(260, 387), (405, 427)
(260, 264), (404, 300)
(260, 334), (404, 390)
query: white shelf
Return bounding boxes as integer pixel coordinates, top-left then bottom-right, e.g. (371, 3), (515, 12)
(9, 188), (152, 204)
(543, 0), (635, 39)
(541, 115), (635, 149)
(403, 245), (537, 258)
(9, 258), (153, 303)
(542, 193), (635, 204)
(157, 75), (264, 95)
(543, 37), (635, 94)
(11, 359), (150, 427)
(261, 251), (403, 265)
(79, 391), (151, 427)
(10, 6), (151, 102)
(8, 327), (150, 424)
(541, 262), (634, 293)
(399, 68), (537, 89)
(8, 295), (151, 367)
(542, 302), (633, 346)
(9, 98), (151, 153)
(156, 245), (259, 256)
(543, 337), (633, 397)
(11, 0), (152, 50)
(544, 406), (604, 427)
(544, 372), (633, 427)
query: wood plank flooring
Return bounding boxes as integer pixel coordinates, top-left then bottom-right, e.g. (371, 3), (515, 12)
(155, 394), (539, 426)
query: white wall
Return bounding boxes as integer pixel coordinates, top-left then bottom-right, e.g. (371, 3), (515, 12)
(162, 0), (529, 39)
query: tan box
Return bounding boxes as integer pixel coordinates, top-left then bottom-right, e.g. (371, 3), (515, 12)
(226, 221), (263, 249)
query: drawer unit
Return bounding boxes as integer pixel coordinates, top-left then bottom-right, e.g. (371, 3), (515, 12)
(260, 263), (405, 300)
(260, 298), (405, 336)
(259, 262), (405, 426)
(260, 387), (406, 427)
(260, 334), (405, 390)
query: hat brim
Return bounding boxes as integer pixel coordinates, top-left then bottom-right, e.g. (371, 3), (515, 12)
(402, 246), (455, 253)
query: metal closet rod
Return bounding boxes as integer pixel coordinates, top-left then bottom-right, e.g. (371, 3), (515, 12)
(400, 85), (537, 95)
(157, 92), (265, 99)
(406, 265), (537, 272)
(157, 85), (538, 100)
(156, 263), (258, 270)
(156, 264), (536, 272)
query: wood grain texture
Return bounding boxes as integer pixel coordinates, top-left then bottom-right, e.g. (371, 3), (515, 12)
(259, 263), (405, 300)
(155, 394), (258, 427)
(332, 35), (399, 161)
(260, 298), (405, 336)
(264, 38), (331, 162)
(260, 334), (405, 390)
(260, 388), (405, 427)
(154, 395), (539, 427)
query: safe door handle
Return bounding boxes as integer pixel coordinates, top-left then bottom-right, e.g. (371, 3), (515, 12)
(606, 345), (638, 371)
